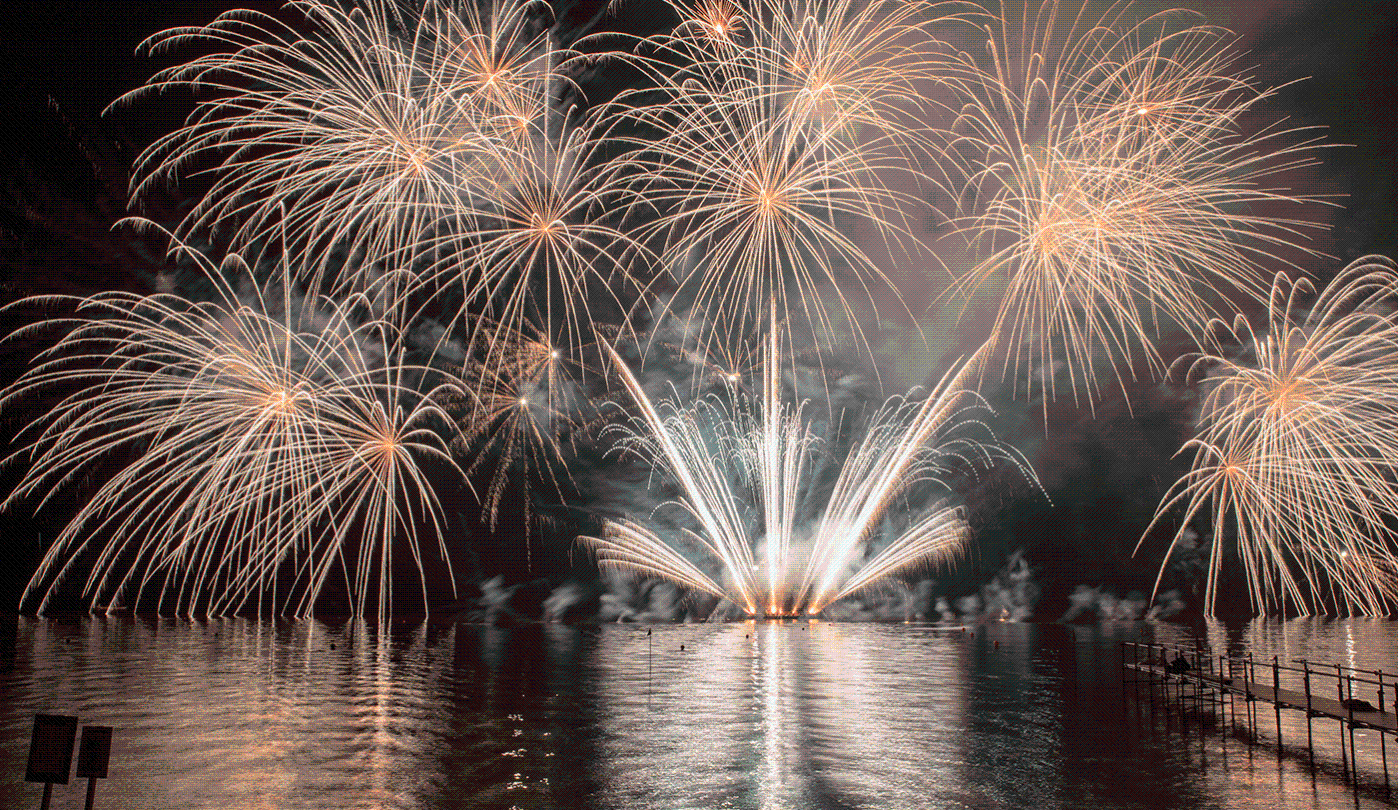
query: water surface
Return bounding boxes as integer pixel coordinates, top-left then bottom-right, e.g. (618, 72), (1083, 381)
(1, 616), (1396, 808)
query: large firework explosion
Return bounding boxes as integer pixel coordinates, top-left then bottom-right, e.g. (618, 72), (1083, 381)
(1142, 257), (1398, 616)
(936, 0), (1328, 405)
(3, 224), (462, 621)
(600, 0), (958, 359)
(1, 0), (1392, 619)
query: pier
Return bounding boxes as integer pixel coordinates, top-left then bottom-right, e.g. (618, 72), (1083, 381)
(1123, 641), (1398, 800)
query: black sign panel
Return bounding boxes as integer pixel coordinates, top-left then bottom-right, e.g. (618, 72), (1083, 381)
(25, 714), (77, 784)
(76, 726), (112, 779)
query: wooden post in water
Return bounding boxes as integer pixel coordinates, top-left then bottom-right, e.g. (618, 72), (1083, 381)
(1128, 644), (1143, 724)
(1337, 664), (1350, 783)
(1144, 645), (1155, 725)
(1161, 645), (1171, 728)
(1228, 655), (1237, 737)
(1220, 655), (1228, 737)
(1214, 654), (1225, 722)
(1379, 669), (1390, 796)
(1245, 656), (1255, 746)
(1347, 669), (1358, 786)
(1251, 657), (1261, 737)
(1178, 648), (1188, 729)
(1273, 656), (1283, 754)
(1151, 644), (1161, 725)
(1303, 659), (1314, 771)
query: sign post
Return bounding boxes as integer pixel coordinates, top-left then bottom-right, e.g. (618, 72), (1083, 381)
(25, 714), (77, 810)
(76, 725), (112, 810)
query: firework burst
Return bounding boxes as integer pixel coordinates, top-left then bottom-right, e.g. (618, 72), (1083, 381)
(938, 0), (1327, 404)
(2, 224), (463, 621)
(601, 0), (959, 360)
(401, 103), (649, 376)
(651, 0), (964, 140)
(1142, 257), (1398, 615)
(117, 1), (607, 306)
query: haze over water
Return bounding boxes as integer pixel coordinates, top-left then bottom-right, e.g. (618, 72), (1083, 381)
(2, 616), (1397, 809)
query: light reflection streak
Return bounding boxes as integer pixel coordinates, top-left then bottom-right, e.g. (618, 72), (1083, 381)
(592, 622), (967, 807)
(591, 625), (761, 808)
(803, 622), (967, 805)
(757, 621), (800, 809)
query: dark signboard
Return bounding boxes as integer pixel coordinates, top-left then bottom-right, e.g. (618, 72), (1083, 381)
(25, 714), (77, 784)
(76, 726), (112, 779)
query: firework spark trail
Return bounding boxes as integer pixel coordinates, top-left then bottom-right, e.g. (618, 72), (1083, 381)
(1141, 257), (1398, 616)
(640, 0), (967, 143)
(937, 0), (1328, 406)
(1, 224), (463, 621)
(446, 319), (617, 554)
(591, 342), (764, 612)
(583, 328), (1017, 616)
(796, 343), (992, 613)
(116, 1), (494, 298)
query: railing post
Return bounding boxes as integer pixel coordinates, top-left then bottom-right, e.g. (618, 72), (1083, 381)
(1147, 645), (1157, 723)
(1380, 669), (1390, 797)
(1338, 664), (1350, 783)
(1252, 654), (1263, 744)
(1348, 669), (1358, 786)
(1229, 655), (1237, 737)
(1179, 647), (1188, 728)
(1273, 655), (1282, 753)
(1193, 640), (1204, 718)
(1303, 659), (1314, 770)
(1221, 654), (1229, 737)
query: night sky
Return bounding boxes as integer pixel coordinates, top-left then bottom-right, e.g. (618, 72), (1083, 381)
(0, 1), (1394, 619)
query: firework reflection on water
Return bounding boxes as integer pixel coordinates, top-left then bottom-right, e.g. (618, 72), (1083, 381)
(2, 618), (1398, 808)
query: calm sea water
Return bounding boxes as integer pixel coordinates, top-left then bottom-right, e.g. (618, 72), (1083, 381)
(2, 616), (1398, 809)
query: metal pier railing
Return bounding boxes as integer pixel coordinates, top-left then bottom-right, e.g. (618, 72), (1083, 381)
(1123, 640), (1398, 801)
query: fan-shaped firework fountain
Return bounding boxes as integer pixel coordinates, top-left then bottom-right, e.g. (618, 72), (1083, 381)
(582, 317), (1014, 617)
